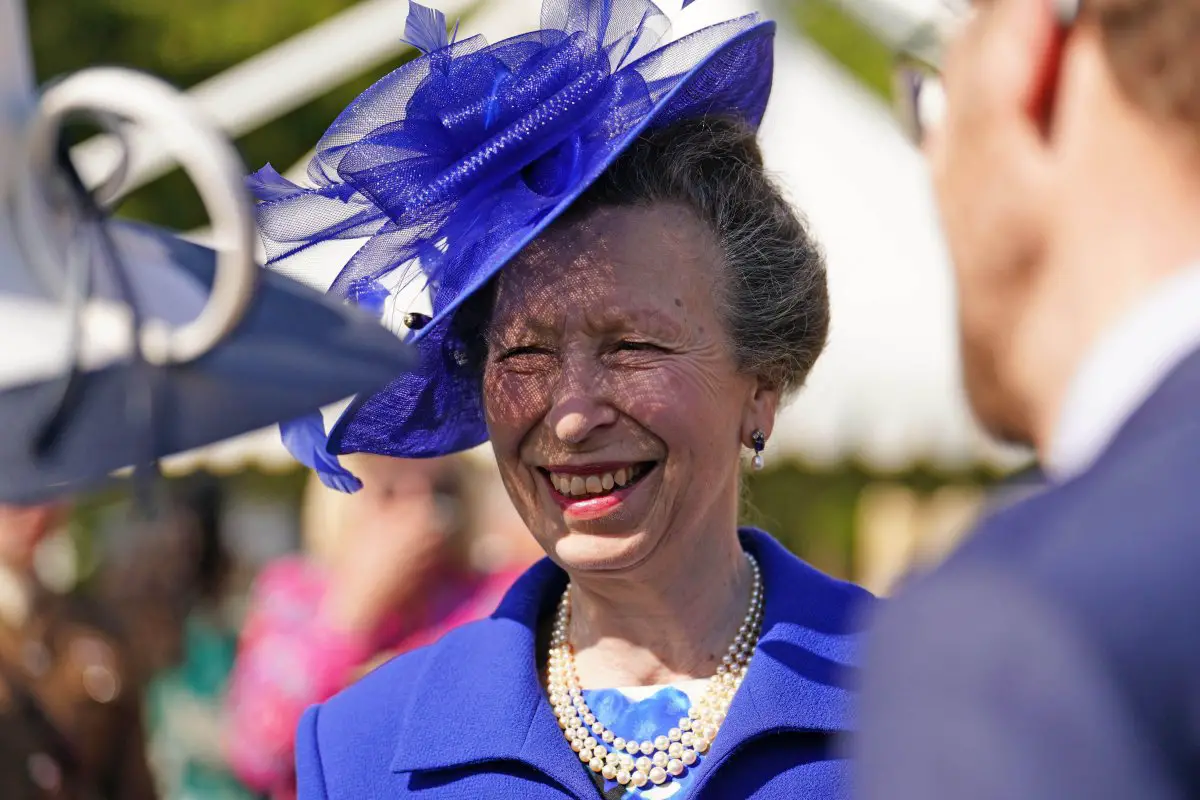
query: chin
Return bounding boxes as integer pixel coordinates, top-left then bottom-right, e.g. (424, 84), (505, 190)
(549, 527), (658, 574)
(962, 348), (1035, 448)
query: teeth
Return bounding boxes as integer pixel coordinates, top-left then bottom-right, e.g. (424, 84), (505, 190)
(548, 465), (646, 498)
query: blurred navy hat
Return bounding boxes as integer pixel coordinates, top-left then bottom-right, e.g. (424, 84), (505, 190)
(0, 221), (413, 503)
(0, 64), (412, 503)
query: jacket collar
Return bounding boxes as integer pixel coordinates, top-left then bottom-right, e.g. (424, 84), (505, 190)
(1100, 346), (1200, 469)
(1048, 265), (1200, 481)
(718, 532), (863, 747)
(390, 529), (869, 794)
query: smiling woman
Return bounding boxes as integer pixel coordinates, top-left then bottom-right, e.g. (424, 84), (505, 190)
(473, 120), (828, 579)
(249, 0), (874, 797)
(490, 201), (739, 565)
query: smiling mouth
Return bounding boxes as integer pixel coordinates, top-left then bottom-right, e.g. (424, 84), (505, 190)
(540, 462), (657, 500)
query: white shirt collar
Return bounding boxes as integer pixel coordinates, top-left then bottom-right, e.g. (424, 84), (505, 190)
(1048, 264), (1200, 481)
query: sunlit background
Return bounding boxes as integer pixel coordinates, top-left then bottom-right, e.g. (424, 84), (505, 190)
(10, 1), (1045, 795)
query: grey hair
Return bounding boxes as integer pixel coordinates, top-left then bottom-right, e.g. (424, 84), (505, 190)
(453, 116), (830, 395)
(565, 116), (830, 396)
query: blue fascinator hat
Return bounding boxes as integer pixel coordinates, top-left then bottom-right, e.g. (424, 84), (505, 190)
(249, 0), (776, 491)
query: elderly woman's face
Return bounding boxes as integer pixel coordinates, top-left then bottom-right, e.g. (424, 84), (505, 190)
(483, 203), (765, 574)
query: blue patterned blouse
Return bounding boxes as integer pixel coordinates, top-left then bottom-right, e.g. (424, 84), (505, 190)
(583, 680), (710, 799)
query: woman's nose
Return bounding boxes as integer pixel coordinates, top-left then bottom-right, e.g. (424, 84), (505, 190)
(546, 358), (617, 445)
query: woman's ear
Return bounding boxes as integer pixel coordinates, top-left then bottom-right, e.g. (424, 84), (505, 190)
(740, 377), (780, 448)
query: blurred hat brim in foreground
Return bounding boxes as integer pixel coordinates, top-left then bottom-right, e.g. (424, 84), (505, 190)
(0, 220), (413, 504)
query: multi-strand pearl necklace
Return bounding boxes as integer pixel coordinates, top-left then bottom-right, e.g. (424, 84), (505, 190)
(546, 554), (763, 789)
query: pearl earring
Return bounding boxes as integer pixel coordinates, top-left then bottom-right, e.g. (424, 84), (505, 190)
(751, 429), (766, 471)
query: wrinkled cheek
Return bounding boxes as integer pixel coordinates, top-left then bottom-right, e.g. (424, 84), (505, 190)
(482, 369), (552, 434)
(482, 370), (553, 530)
(608, 371), (676, 418)
(496, 464), (548, 539)
(610, 366), (737, 468)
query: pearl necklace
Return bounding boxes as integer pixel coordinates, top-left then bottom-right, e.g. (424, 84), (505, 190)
(546, 554), (763, 789)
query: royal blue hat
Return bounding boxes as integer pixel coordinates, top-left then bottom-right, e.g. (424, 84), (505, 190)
(249, 0), (776, 490)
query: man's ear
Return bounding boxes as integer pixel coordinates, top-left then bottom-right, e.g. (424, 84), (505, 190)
(1001, 0), (1074, 135)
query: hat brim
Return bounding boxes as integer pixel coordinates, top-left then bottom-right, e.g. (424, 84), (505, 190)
(327, 19), (776, 460)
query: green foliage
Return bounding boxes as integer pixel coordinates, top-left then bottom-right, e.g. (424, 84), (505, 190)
(790, 0), (895, 102)
(741, 458), (999, 580)
(30, 0), (354, 87)
(26, 0), (419, 230)
(742, 464), (862, 579)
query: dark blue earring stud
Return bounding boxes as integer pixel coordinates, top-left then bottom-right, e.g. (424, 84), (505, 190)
(751, 429), (766, 471)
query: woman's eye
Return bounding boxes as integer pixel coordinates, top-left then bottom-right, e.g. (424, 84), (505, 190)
(615, 340), (664, 353)
(496, 345), (552, 361)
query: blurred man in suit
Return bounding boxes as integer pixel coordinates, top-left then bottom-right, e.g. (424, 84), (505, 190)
(858, 0), (1200, 797)
(0, 503), (156, 799)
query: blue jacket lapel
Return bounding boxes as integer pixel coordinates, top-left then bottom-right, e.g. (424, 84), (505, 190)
(389, 559), (598, 797)
(1101, 347), (1200, 465)
(703, 532), (862, 760)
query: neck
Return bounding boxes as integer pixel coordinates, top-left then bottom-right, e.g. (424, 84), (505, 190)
(1015, 154), (1200, 461)
(563, 523), (751, 688)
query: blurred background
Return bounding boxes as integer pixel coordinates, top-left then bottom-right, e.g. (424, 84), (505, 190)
(13, 0), (1035, 795)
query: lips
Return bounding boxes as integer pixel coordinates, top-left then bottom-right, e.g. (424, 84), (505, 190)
(538, 460), (659, 520)
(543, 463), (653, 499)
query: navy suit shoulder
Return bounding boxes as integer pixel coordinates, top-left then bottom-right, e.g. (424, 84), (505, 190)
(945, 392), (1200, 763)
(858, 351), (1200, 800)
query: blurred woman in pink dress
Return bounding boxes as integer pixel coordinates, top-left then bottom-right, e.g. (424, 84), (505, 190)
(222, 454), (535, 799)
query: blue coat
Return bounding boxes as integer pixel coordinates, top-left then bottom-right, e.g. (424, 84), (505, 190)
(296, 528), (873, 798)
(856, 350), (1200, 798)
